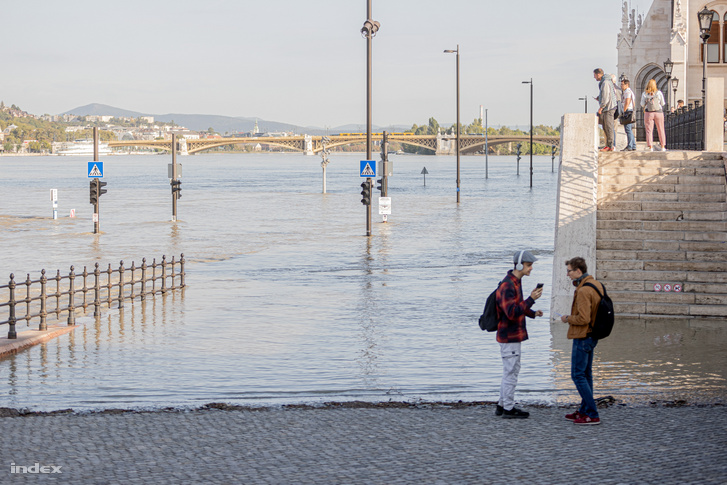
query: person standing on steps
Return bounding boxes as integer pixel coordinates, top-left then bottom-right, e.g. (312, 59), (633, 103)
(620, 78), (636, 151)
(494, 250), (544, 419)
(641, 79), (667, 151)
(594, 68), (617, 152)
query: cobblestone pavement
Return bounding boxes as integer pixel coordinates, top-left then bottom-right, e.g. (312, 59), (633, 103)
(1, 404), (725, 484)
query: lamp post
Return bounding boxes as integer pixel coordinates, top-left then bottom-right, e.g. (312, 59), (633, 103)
(578, 96), (587, 113)
(444, 45), (460, 203)
(522, 79), (533, 188)
(663, 58), (673, 111)
(698, 6), (713, 151)
(671, 77), (679, 111)
(361, 1), (379, 236)
(485, 108), (489, 179)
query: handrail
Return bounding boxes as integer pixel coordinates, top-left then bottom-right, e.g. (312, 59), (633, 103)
(0, 254), (185, 339)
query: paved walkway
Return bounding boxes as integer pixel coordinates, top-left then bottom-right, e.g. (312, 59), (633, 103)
(1, 403), (725, 484)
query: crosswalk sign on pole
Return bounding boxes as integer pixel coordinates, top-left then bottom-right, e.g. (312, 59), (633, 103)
(88, 162), (104, 178)
(360, 160), (376, 178)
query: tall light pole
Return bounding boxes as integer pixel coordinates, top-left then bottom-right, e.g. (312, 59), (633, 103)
(485, 108), (489, 179)
(523, 79), (533, 188)
(578, 96), (587, 113)
(361, 2), (379, 236)
(444, 45), (460, 203)
(698, 7), (713, 151)
(663, 58), (673, 111)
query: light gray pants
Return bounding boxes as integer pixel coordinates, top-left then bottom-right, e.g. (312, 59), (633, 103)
(499, 342), (522, 411)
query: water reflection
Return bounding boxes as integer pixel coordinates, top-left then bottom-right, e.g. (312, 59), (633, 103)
(0, 153), (725, 410)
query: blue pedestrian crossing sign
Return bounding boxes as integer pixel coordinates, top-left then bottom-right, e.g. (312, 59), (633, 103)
(88, 162), (104, 178)
(360, 160), (376, 178)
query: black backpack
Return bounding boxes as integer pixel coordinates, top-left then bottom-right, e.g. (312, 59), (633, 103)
(582, 282), (615, 340)
(478, 280), (504, 332)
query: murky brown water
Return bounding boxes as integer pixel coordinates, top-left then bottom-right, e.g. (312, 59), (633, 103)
(0, 153), (724, 411)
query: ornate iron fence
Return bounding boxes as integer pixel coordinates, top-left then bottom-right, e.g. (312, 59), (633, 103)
(665, 101), (704, 151)
(1, 254), (185, 339)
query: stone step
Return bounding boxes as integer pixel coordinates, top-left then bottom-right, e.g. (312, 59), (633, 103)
(595, 249), (727, 264)
(596, 220), (726, 232)
(597, 228), (727, 241)
(600, 158), (726, 168)
(598, 210), (725, 221)
(598, 201), (727, 211)
(598, 183), (727, 195)
(600, 151), (723, 162)
(599, 167), (725, 177)
(600, 192), (727, 203)
(596, 239), (727, 252)
(598, 174), (724, 185)
(597, 279), (727, 294)
(613, 301), (727, 317)
(598, 268), (722, 281)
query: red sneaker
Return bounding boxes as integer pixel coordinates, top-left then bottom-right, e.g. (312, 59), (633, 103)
(565, 411), (583, 421)
(599, 146), (612, 152)
(573, 415), (601, 425)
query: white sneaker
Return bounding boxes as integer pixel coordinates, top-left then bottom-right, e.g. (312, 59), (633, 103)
(648, 146), (653, 151)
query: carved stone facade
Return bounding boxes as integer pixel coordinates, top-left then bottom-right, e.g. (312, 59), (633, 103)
(617, 0), (727, 113)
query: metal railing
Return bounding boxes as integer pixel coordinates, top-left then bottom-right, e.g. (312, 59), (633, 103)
(1, 254), (185, 339)
(665, 101), (704, 151)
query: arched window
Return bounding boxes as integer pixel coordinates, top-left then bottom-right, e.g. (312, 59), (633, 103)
(701, 11), (720, 63)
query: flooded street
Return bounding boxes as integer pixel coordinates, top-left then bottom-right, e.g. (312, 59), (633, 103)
(0, 152), (725, 411)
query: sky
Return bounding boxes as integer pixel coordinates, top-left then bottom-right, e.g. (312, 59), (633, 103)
(2, 0), (656, 129)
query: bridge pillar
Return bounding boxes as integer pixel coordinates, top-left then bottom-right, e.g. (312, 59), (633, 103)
(304, 135), (314, 156)
(178, 138), (188, 156)
(436, 133), (455, 155)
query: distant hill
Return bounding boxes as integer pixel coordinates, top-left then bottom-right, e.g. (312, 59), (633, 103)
(61, 103), (410, 135)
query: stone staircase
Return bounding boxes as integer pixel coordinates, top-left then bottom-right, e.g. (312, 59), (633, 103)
(596, 151), (727, 319)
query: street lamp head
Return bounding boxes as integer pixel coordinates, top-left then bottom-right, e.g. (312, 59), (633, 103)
(672, 77), (679, 89)
(698, 7), (714, 38)
(444, 49), (457, 54)
(361, 19), (380, 39)
(664, 58), (673, 77)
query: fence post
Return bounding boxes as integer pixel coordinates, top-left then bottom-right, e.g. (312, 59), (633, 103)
(94, 263), (101, 317)
(180, 253), (185, 288)
(140, 258), (147, 301)
(170, 255), (176, 290)
(40, 269), (47, 331)
(118, 260), (124, 310)
(82, 266), (89, 310)
(129, 261), (136, 301)
(161, 255), (167, 294)
(7, 274), (17, 339)
(68, 266), (76, 325)
(54, 270), (62, 318)
(24, 273), (32, 324)
(106, 264), (113, 307)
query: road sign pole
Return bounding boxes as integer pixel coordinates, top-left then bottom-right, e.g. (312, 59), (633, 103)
(93, 129), (100, 234)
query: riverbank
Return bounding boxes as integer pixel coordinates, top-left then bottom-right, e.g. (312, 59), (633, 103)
(1, 404), (724, 484)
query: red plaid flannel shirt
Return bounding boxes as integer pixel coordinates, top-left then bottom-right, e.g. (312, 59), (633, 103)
(495, 270), (535, 343)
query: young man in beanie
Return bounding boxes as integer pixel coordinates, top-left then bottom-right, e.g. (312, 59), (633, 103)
(560, 257), (604, 425)
(494, 250), (544, 419)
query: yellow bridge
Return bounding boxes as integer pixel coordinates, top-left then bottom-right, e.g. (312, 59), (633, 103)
(108, 133), (560, 155)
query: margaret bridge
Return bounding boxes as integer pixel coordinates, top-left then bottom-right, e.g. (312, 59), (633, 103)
(108, 133), (560, 155)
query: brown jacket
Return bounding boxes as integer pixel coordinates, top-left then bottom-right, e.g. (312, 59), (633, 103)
(566, 275), (604, 339)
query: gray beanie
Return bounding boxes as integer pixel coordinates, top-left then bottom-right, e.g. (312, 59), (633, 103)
(513, 250), (538, 265)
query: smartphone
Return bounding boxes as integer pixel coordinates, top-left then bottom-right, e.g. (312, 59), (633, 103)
(536, 283), (544, 289)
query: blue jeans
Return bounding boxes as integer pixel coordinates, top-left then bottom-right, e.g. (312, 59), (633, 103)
(624, 120), (636, 149)
(571, 337), (599, 418)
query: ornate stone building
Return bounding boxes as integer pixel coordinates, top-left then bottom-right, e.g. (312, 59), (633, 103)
(617, 0), (727, 134)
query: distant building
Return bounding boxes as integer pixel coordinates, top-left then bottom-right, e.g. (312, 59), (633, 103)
(139, 116), (154, 124)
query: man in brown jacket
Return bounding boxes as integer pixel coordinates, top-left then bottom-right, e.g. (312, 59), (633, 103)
(560, 257), (603, 425)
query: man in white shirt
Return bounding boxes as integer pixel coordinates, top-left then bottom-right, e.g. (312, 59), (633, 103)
(620, 79), (636, 151)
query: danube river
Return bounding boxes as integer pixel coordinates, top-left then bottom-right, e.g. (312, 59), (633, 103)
(0, 152), (724, 411)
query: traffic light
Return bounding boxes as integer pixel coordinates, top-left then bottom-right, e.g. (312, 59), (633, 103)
(516, 143), (522, 161)
(171, 179), (182, 199)
(98, 180), (107, 198)
(551, 145), (557, 156)
(89, 180), (98, 205)
(376, 178), (383, 193)
(380, 139), (389, 162)
(360, 180), (371, 206)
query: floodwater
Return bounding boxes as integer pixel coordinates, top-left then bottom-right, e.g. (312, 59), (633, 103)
(0, 152), (725, 411)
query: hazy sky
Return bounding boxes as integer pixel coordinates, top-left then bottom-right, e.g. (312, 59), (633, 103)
(3, 0), (656, 129)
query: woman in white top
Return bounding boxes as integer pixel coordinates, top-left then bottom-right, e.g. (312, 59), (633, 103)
(640, 79), (667, 151)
